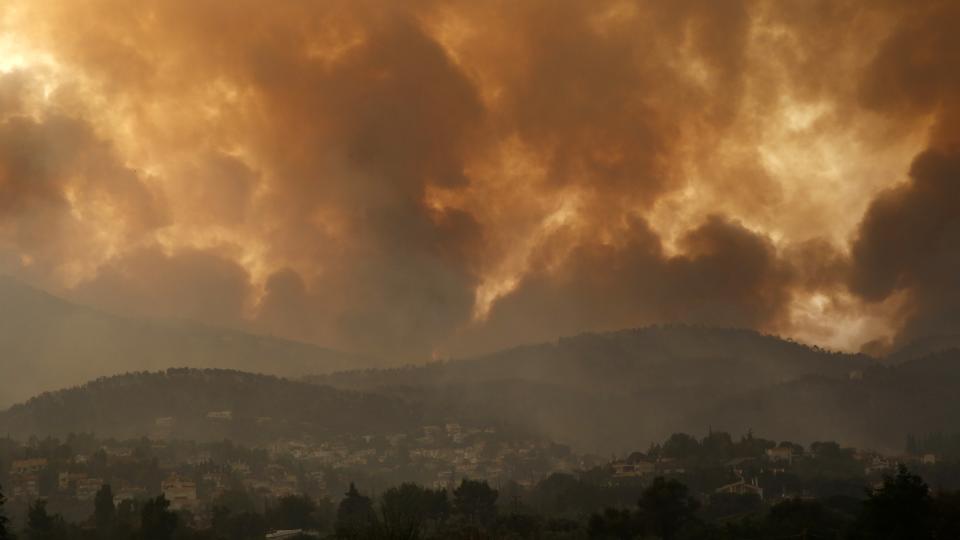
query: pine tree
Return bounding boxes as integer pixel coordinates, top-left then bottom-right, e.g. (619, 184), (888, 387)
(141, 496), (178, 540)
(335, 483), (377, 540)
(26, 499), (56, 540)
(906, 434), (919, 455)
(94, 484), (116, 537)
(0, 482), (10, 540)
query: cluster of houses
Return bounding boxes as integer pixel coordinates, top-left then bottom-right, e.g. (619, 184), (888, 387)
(5, 425), (946, 522)
(263, 422), (586, 490)
(6, 456), (195, 509)
(606, 443), (943, 504)
(3, 420), (586, 512)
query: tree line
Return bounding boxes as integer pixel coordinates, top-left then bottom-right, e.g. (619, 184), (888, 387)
(2, 465), (960, 539)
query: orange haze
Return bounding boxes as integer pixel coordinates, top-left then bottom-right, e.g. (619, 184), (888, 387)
(1, 0), (958, 361)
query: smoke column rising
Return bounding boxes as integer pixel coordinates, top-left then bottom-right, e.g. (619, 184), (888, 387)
(0, 0), (956, 361)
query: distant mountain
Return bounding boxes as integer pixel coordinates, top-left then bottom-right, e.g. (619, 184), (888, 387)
(307, 326), (877, 453)
(0, 368), (424, 442)
(703, 348), (960, 453)
(886, 334), (960, 364)
(4, 330), (956, 458)
(0, 276), (377, 407)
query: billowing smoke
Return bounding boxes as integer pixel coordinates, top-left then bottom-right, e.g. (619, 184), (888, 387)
(849, 0), (960, 352)
(0, 0), (955, 361)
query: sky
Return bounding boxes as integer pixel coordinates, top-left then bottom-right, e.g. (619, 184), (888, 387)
(0, 0), (957, 362)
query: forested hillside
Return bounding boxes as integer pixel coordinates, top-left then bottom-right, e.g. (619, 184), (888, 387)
(5, 327), (957, 456)
(0, 277), (377, 407)
(703, 348), (960, 452)
(0, 369), (423, 442)
(307, 327), (878, 453)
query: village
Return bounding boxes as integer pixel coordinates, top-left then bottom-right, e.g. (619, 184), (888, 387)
(0, 419), (586, 525)
(3, 421), (952, 528)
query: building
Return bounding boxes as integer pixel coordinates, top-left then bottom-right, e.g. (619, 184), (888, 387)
(76, 478), (105, 501)
(725, 457), (757, 476)
(104, 447), (133, 458)
(11, 458), (48, 475)
(612, 454), (656, 478)
(266, 530), (320, 539)
(655, 458), (687, 475)
(12, 476), (40, 500)
(162, 476), (198, 510)
(765, 446), (793, 464)
(715, 479), (764, 501)
(114, 486), (148, 506)
(153, 417), (176, 439)
(206, 410), (233, 421)
(59, 472), (87, 491)
(864, 455), (892, 475)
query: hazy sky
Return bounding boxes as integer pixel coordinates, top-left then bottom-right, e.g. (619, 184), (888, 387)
(0, 0), (957, 361)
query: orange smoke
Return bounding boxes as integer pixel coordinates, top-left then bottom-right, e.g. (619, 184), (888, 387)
(0, 0), (955, 360)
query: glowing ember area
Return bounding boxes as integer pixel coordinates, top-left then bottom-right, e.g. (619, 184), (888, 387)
(0, 1), (957, 361)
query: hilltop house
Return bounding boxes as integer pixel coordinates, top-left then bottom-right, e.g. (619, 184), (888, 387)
(206, 410), (233, 421)
(266, 530), (320, 539)
(612, 452), (657, 478)
(76, 477), (105, 501)
(59, 472), (87, 490)
(162, 476), (198, 510)
(11, 458), (48, 475)
(114, 486), (148, 506)
(12, 476), (40, 500)
(765, 446), (793, 464)
(715, 478), (764, 501)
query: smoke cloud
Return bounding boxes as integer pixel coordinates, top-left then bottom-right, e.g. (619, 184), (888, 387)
(0, 0), (956, 360)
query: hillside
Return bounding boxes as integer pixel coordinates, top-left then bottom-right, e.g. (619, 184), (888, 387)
(313, 326), (873, 391)
(0, 276), (378, 407)
(0, 369), (425, 442)
(701, 348), (960, 453)
(886, 334), (960, 364)
(2, 334), (957, 457)
(307, 326), (878, 453)
(306, 332), (960, 454)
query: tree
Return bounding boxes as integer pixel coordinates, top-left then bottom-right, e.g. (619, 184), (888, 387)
(211, 488), (256, 515)
(855, 464), (934, 540)
(267, 495), (320, 532)
(94, 484), (116, 537)
(810, 441), (844, 458)
(25, 499), (68, 540)
(763, 498), (846, 538)
(777, 441), (805, 456)
(587, 508), (639, 540)
(933, 490), (960, 539)
(452, 479), (498, 530)
(0, 483), (10, 540)
(380, 483), (448, 539)
(636, 477), (699, 540)
(140, 496), (178, 540)
(661, 433), (700, 460)
(906, 434), (919, 456)
(497, 512), (541, 539)
(335, 483), (377, 540)
(211, 507), (266, 540)
(700, 431), (734, 461)
(116, 499), (139, 538)
(25, 500), (54, 540)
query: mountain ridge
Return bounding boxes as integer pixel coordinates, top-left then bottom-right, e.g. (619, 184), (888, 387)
(0, 367), (425, 443)
(2, 339), (957, 456)
(0, 275), (380, 407)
